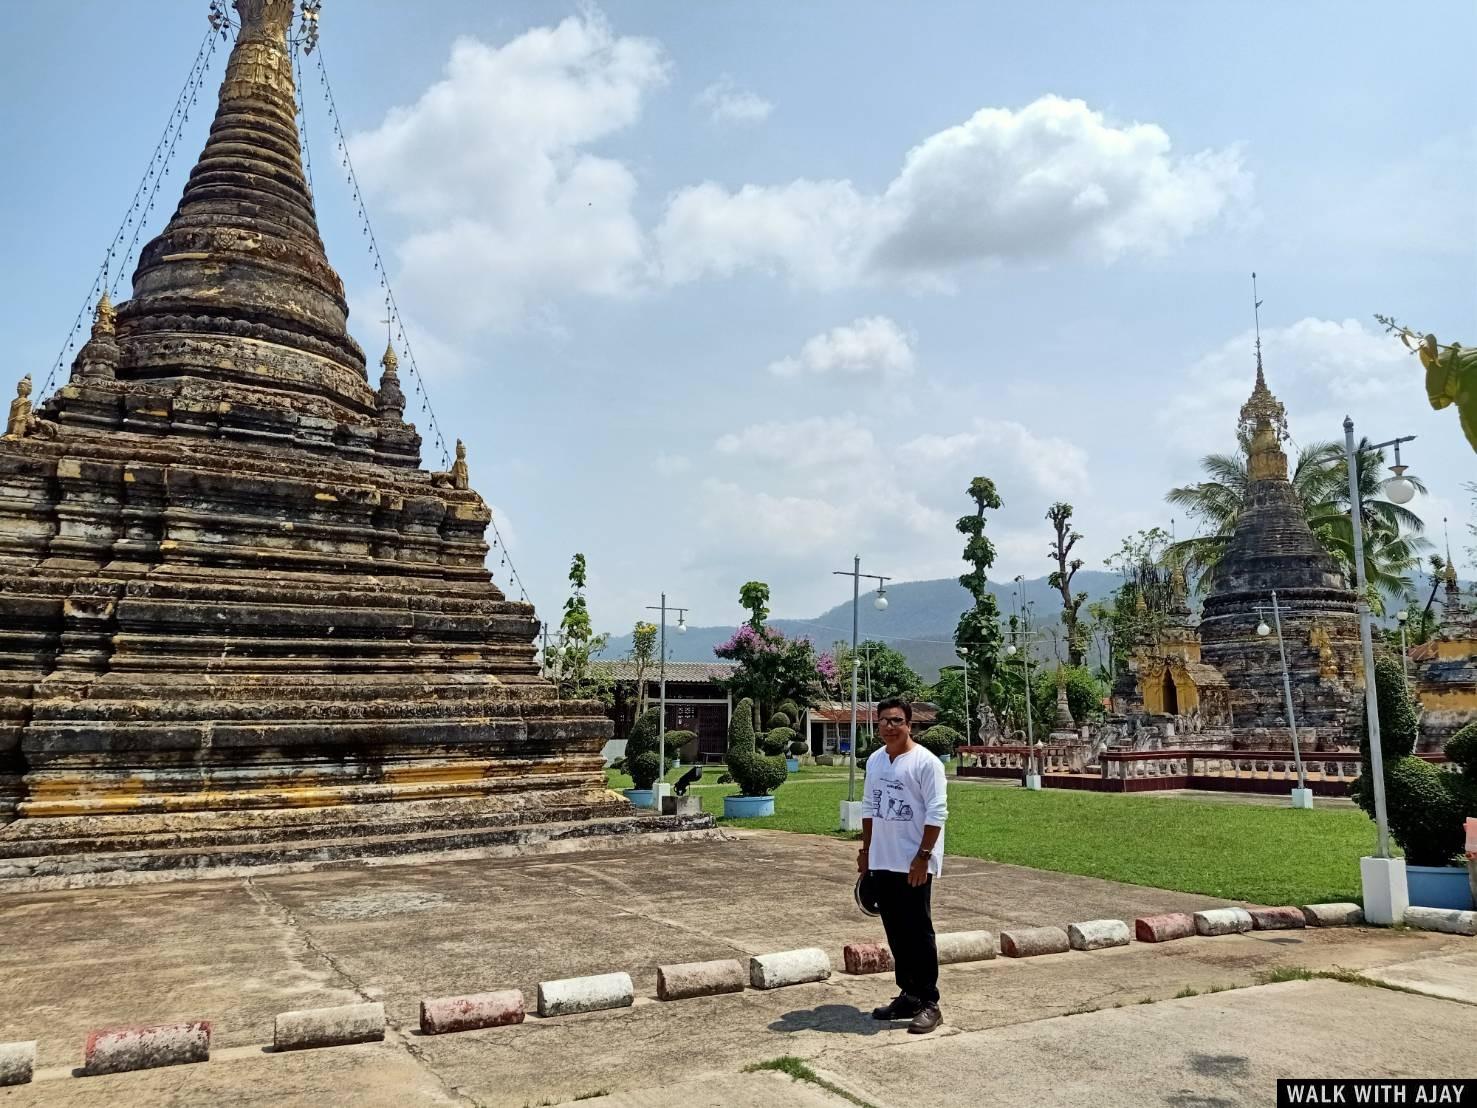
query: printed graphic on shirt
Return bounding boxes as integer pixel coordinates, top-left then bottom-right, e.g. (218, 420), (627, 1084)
(875, 779), (914, 821)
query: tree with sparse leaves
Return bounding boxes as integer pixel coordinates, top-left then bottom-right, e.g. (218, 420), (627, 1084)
(629, 621), (658, 719)
(1046, 502), (1088, 667)
(550, 553), (609, 703)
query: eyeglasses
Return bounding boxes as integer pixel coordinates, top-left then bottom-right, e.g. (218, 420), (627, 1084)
(878, 717), (909, 727)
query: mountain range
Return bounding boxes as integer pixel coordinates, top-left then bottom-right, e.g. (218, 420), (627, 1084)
(597, 571), (1124, 682)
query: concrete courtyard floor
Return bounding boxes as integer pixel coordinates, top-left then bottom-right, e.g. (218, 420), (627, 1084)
(0, 829), (1472, 1107)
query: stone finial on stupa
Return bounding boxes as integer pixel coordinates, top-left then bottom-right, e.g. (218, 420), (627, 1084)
(451, 439), (469, 490)
(1239, 272), (1290, 483)
(1053, 679), (1076, 730)
(375, 341), (406, 424)
(69, 292), (120, 382)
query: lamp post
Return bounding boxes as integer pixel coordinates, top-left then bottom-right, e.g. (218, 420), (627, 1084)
(957, 645), (971, 745)
(643, 593), (688, 807)
(1396, 609), (1410, 690)
(1254, 590), (1311, 808)
(832, 556), (890, 831)
(1344, 417), (1416, 924)
(1004, 629), (1046, 788)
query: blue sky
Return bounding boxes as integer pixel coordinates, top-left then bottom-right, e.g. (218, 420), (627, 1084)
(3, 1), (1473, 634)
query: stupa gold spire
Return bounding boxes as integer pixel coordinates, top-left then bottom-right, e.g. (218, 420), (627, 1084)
(1238, 272), (1289, 483)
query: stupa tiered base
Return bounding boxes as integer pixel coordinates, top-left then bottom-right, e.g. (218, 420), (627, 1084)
(0, 0), (715, 881)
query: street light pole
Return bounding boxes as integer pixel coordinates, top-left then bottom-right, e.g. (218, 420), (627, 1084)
(831, 557), (890, 827)
(643, 593), (688, 806)
(1257, 591), (1309, 804)
(1396, 609), (1410, 690)
(958, 646), (971, 746)
(1344, 416), (1416, 924)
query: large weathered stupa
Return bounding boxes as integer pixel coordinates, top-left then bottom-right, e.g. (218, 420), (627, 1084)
(0, 0), (707, 885)
(1195, 362), (1364, 747)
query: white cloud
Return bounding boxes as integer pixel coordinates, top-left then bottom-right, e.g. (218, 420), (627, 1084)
(767, 317), (917, 380)
(655, 179), (878, 289)
(696, 78), (773, 124)
(349, 12), (669, 332)
(1162, 317), (1413, 454)
(716, 415), (876, 468)
(900, 419), (1091, 498)
(656, 95), (1250, 288)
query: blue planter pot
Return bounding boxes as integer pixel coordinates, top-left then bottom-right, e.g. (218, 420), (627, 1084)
(622, 788), (655, 810)
(1406, 864), (1475, 910)
(786, 757), (801, 772)
(724, 794), (775, 818)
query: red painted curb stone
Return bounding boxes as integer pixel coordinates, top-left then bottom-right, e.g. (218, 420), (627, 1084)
(1135, 913), (1195, 943)
(843, 942), (895, 975)
(83, 1022), (211, 1076)
(420, 990), (524, 1034)
(1249, 907), (1306, 931)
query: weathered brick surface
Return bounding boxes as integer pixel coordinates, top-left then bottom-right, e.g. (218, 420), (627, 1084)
(1135, 913), (1196, 943)
(1000, 926), (1070, 958)
(749, 948), (831, 989)
(0, 1042), (35, 1087)
(275, 1003), (384, 1051)
(1068, 919), (1131, 951)
(83, 1022), (210, 1075)
(1249, 906), (1306, 931)
(657, 960), (746, 999)
(1194, 908), (1254, 936)
(842, 943), (895, 975)
(1300, 903), (1364, 927)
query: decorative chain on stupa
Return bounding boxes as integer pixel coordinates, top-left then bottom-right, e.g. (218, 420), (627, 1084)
(39, 25), (223, 396)
(308, 20), (535, 607)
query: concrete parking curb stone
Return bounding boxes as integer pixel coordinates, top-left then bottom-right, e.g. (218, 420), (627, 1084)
(0, 1042), (36, 1087)
(1300, 903), (1364, 927)
(656, 959), (747, 999)
(1068, 919), (1131, 951)
(419, 990), (524, 1034)
(1403, 907), (1477, 937)
(1000, 926), (1071, 958)
(1248, 907), (1306, 931)
(842, 943), (894, 976)
(749, 948), (831, 989)
(936, 930), (997, 964)
(274, 1003), (385, 1051)
(82, 1022), (211, 1075)
(1135, 913), (1196, 943)
(1194, 908), (1254, 936)
(537, 973), (635, 1017)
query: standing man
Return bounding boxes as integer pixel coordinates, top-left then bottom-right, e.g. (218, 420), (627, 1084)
(857, 696), (948, 1033)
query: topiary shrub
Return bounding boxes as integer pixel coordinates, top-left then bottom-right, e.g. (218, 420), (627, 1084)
(918, 724), (962, 759)
(763, 726), (798, 756)
(624, 707), (662, 791)
(1353, 657), (1473, 866)
(767, 711), (792, 730)
(777, 699), (802, 723)
(727, 697), (788, 797)
(664, 729), (697, 762)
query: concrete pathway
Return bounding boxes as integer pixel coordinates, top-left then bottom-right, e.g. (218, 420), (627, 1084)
(1, 831), (1470, 1107)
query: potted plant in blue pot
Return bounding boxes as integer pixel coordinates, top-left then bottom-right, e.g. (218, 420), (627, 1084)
(621, 707), (662, 809)
(1353, 661), (1477, 910)
(724, 697), (787, 817)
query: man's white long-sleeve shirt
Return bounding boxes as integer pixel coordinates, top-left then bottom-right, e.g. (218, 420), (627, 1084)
(862, 744), (948, 877)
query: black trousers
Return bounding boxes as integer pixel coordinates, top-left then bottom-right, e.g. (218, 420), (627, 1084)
(871, 869), (939, 1005)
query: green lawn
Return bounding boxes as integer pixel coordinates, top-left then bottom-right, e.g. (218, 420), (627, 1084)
(608, 766), (1380, 905)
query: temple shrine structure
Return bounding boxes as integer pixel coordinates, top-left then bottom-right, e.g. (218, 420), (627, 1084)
(1126, 358), (1365, 748)
(1412, 559), (1477, 750)
(0, 0), (708, 884)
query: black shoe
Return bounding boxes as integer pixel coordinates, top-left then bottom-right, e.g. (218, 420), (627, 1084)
(871, 993), (923, 1020)
(908, 1004), (943, 1034)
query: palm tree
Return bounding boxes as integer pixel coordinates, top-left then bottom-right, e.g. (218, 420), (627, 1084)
(1166, 438), (1428, 605)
